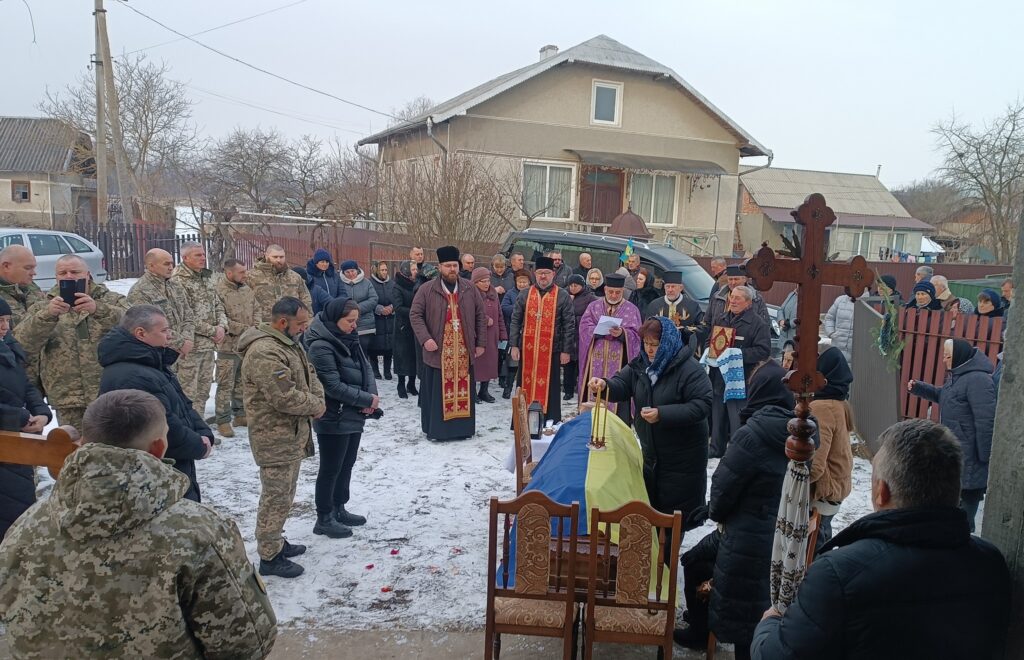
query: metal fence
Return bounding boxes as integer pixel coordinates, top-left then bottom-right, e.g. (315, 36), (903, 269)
(850, 301), (901, 455)
(75, 221), (213, 280)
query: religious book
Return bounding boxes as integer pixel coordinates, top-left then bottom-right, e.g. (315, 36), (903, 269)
(708, 325), (736, 360)
(594, 315), (623, 336)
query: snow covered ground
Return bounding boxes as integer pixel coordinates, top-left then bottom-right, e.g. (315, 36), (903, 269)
(78, 279), (878, 633)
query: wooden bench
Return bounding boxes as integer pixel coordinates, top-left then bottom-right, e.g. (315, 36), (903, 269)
(0, 426), (82, 478)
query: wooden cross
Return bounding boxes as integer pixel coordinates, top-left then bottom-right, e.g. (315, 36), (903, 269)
(743, 193), (875, 461)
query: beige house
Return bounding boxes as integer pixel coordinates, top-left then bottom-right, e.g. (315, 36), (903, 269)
(0, 117), (97, 230)
(738, 166), (934, 260)
(358, 34), (770, 253)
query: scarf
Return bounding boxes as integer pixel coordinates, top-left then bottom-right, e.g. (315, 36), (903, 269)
(951, 338), (973, 370)
(739, 360), (795, 424)
(342, 270), (365, 285)
(643, 316), (682, 385)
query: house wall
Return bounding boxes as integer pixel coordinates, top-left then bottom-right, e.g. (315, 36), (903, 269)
(829, 227), (925, 261)
(0, 173), (82, 230)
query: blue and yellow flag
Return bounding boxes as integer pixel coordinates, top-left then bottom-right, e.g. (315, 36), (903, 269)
(619, 238), (635, 264)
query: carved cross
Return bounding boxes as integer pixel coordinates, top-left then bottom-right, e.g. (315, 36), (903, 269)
(743, 193), (875, 460)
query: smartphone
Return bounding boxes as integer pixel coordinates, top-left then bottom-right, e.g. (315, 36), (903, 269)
(59, 278), (86, 304)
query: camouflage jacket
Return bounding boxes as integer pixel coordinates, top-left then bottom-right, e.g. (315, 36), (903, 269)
(216, 276), (258, 354)
(14, 282), (129, 409)
(239, 324), (324, 467)
(0, 278), (45, 329)
(171, 264), (228, 351)
(127, 271), (195, 352)
(0, 443), (277, 659)
(246, 260), (313, 323)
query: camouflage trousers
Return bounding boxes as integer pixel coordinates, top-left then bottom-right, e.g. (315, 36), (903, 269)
(214, 352), (245, 425)
(56, 407), (86, 432)
(178, 349), (216, 416)
(256, 460), (302, 560)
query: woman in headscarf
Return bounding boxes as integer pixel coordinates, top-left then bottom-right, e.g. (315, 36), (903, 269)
(368, 262), (396, 380)
(976, 288), (1005, 317)
(630, 267), (660, 312)
(809, 344), (854, 546)
(906, 280), (943, 310)
(392, 261), (419, 399)
(592, 316), (713, 522)
(586, 267), (605, 298)
(674, 360), (798, 657)
(909, 338), (996, 531)
(471, 267), (507, 404)
(303, 298), (380, 539)
(500, 269), (532, 399)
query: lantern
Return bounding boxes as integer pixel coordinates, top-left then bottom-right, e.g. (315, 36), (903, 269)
(527, 401), (544, 440)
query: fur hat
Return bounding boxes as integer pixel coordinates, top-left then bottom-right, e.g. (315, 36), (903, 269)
(436, 245), (460, 264)
(535, 256), (555, 271)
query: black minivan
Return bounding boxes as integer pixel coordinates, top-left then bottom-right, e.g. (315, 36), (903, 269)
(501, 228), (717, 307)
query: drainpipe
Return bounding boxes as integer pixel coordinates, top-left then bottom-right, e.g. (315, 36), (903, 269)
(426, 116), (448, 164)
(734, 154), (774, 255)
(47, 173), (55, 229)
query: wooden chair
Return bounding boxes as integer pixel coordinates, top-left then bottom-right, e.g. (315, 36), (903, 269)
(583, 502), (682, 660)
(511, 391), (537, 494)
(485, 491), (580, 660)
(0, 426), (81, 479)
(702, 508), (821, 660)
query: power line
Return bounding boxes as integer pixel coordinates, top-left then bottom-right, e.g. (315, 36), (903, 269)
(112, 0), (396, 120)
(186, 84), (367, 135)
(120, 0), (309, 57)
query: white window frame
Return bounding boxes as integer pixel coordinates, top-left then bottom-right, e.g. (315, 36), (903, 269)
(888, 232), (907, 252)
(521, 160), (576, 221)
(590, 80), (623, 127)
(851, 230), (871, 257)
(628, 171), (678, 227)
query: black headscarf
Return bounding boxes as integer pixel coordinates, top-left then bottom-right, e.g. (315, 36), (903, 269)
(951, 338), (973, 370)
(740, 360), (796, 424)
(815, 346), (853, 401)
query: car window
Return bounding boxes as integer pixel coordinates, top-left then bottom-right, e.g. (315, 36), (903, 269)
(678, 265), (715, 300)
(0, 234), (25, 248)
(512, 239), (545, 265)
(28, 233), (71, 256)
(587, 248), (623, 276)
(64, 235), (94, 253)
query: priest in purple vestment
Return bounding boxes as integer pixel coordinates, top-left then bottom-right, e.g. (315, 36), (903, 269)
(578, 273), (642, 423)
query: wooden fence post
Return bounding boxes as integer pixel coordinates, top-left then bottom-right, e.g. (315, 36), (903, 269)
(981, 231), (1023, 657)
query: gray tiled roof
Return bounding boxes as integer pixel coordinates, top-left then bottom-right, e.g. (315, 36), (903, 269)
(741, 166), (913, 218)
(0, 117), (85, 173)
(358, 34), (770, 158)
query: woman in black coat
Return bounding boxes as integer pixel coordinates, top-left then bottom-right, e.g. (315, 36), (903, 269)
(368, 262), (396, 380)
(392, 261), (418, 399)
(596, 316), (712, 520)
(0, 302), (52, 539)
(630, 267), (660, 311)
(304, 299), (380, 538)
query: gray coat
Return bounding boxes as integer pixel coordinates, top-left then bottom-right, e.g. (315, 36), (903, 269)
(341, 271), (379, 336)
(911, 349), (996, 490)
(823, 293), (855, 361)
(778, 289), (798, 347)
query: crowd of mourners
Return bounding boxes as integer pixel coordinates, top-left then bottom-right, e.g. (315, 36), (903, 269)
(0, 240), (1014, 658)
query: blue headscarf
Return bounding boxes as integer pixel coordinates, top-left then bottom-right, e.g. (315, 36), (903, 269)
(643, 316), (682, 385)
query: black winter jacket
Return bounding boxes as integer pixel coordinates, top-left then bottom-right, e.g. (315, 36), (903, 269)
(708, 404), (792, 645)
(0, 335), (51, 539)
(604, 348), (712, 518)
(369, 276), (396, 353)
(392, 274), (417, 377)
(752, 507), (1011, 659)
(97, 327), (211, 502)
(725, 307), (772, 377)
(304, 316), (378, 435)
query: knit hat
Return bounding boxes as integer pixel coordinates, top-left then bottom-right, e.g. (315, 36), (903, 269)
(0, 298), (11, 317)
(471, 267), (490, 283)
(567, 274), (586, 288)
(339, 259), (359, 272)
(312, 248), (333, 265)
(913, 280), (936, 299)
(979, 288), (1002, 307)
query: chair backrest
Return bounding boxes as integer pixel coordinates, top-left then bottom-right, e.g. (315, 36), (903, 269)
(0, 426), (81, 479)
(587, 501), (681, 614)
(511, 391), (533, 494)
(487, 491), (579, 603)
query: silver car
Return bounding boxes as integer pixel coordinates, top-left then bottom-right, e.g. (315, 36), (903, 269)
(0, 228), (108, 289)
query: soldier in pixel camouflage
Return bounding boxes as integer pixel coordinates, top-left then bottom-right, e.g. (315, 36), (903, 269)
(0, 245), (45, 329)
(128, 248), (195, 359)
(0, 389), (277, 659)
(246, 244), (312, 323)
(214, 257), (258, 437)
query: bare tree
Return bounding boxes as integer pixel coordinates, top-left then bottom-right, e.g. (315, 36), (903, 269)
(328, 140), (378, 221)
(892, 179), (966, 226)
(204, 127), (289, 213)
(281, 135), (335, 217)
(39, 54), (198, 200)
(934, 101), (1024, 262)
(389, 96), (435, 125)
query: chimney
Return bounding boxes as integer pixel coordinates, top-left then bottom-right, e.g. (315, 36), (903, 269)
(539, 44), (558, 61)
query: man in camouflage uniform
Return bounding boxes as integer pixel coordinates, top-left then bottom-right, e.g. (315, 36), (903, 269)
(15, 254), (129, 430)
(0, 245), (45, 328)
(172, 242), (228, 416)
(239, 296), (325, 579)
(128, 248), (195, 359)
(0, 389), (277, 658)
(214, 258), (258, 437)
(247, 244), (313, 322)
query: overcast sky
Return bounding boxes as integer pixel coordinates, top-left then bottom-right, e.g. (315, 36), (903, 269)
(2, 0), (1021, 188)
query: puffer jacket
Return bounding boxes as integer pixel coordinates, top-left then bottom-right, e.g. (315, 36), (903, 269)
(340, 270), (378, 336)
(708, 404), (792, 645)
(910, 349), (996, 490)
(369, 275), (396, 352)
(303, 315), (378, 435)
(306, 248), (345, 300)
(392, 274), (417, 377)
(823, 293), (856, 361)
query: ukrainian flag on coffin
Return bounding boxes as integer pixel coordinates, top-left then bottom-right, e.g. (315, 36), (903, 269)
(499, 409), (671, 600)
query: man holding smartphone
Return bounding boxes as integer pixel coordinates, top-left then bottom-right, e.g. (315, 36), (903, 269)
(16, 254), (129, 430)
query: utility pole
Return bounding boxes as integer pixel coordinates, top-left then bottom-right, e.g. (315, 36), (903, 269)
(983, 222), (1024, 657)
(93, 0), (108, 225)
(95, 0), (136, 223)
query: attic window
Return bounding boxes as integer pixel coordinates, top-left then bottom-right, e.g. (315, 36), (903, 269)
(591, 80), (622, 126)
(12, 181), (30, 203)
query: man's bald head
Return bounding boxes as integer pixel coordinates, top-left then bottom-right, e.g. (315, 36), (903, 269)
(144, 249), (174, 280)
(0, 245), (37, 286)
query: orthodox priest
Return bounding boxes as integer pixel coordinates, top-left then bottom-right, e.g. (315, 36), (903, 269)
(409, 246), (488, 440)
(577, 273), (642, 423)
(509, 256), (576, 424)
(644, 271), (705, 353)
